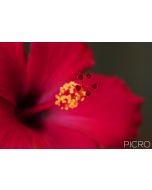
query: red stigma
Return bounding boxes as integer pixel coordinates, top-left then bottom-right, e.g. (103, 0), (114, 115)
(92, 83), (97, 89)
(76, 85), (81, 91)
(77, 73), (97, 97)
(86, 73), (92, 79)
(86, 90), (91, 96)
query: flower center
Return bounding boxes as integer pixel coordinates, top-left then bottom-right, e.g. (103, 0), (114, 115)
(16, 73), (97, 127)
(55, 81), (86, 110)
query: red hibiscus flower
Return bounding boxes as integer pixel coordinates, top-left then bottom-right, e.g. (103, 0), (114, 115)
(0, 42), (143, 148)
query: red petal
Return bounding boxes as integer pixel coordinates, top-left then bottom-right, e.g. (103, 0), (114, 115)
(0, 99), (31, 148)
(0, 98), (53, 148)
(50, 74), (144, 148)
(25, 42), (95, 103)
(0, 98), (95, 148)
(0, 42), (26, 105)
(43, 122), (96, 148)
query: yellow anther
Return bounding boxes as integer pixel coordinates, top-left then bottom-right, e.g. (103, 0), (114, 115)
(69, 87), (74, 94)
(55, 81), (86, 110)
(55, 100), (59, 105)
(82, 91), (86, 96)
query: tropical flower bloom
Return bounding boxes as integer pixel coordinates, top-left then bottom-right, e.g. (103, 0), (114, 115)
(0, 42), (143, 148)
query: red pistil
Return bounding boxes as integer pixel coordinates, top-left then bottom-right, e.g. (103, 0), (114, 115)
(76, 85), (81, 91)
(86, 90), (91, 96)
(18, 101), (54, 118)
(77, 72), (97, 97)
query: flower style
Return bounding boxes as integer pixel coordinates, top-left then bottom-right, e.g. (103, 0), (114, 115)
(0, 42), (143, 148)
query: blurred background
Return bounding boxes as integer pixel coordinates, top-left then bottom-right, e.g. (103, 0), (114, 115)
(88, 43), (152, 140)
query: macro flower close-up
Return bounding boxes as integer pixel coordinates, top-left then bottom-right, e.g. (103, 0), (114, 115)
(0, 42), (143, 148)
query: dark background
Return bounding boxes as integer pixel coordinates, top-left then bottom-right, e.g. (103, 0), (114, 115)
(88, 43), (152, 140)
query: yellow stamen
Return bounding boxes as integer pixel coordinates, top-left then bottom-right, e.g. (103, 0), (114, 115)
(55, 81), (86, 110)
